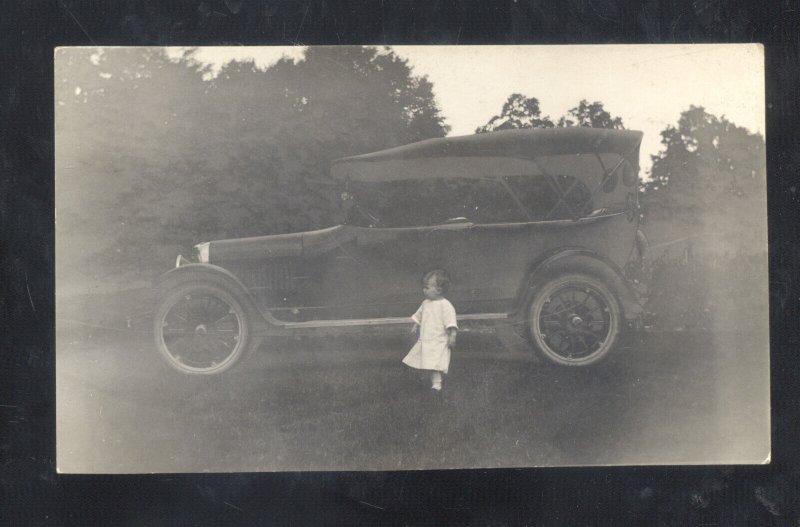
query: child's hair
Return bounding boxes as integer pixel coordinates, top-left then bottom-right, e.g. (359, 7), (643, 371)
(423, 269), (451, 294)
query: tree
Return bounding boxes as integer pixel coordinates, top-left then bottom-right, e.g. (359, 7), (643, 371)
(476, 95), (625, 133)
(56, 46), (450, 284)
(56, 47), (213, 281)
(475, 93), (554, 133)
(641, 106), (766, 251)
(557, 100), (624, 129)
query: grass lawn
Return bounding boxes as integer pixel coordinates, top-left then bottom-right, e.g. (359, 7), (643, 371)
(56, 325), (770, 472)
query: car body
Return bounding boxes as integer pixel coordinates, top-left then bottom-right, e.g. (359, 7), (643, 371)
(154, 127), (650, 374)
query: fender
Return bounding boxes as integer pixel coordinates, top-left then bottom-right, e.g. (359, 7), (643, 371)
(513, 247), (644, 323)
(156, 263), (288, 333)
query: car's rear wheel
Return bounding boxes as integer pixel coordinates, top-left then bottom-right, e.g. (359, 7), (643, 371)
(527, 274), (621, 366)
(154, 283), (252, 375)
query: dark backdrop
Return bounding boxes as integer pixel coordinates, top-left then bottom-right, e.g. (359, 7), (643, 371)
(2, 1), (799, 525)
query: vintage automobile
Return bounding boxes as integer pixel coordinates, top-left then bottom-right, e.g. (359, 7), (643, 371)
(154, 127), (650, 374)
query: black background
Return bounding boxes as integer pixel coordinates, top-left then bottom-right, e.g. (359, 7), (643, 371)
(2, 1), (799, 524)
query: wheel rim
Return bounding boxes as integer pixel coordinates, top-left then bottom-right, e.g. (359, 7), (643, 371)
(536, 283), (613, 362)
(159, 290), (244, 373)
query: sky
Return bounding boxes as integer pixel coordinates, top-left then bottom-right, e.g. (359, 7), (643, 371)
(176, 44), (765, 177)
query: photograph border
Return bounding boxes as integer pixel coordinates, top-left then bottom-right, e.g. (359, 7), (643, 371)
(4, 1), (798, 524)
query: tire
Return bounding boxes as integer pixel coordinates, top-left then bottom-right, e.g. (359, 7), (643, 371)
(527, 274), (621, 366)
(154, 283), (252, 375)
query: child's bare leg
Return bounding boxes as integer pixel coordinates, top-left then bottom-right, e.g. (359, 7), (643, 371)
(431, 371), (442, 390)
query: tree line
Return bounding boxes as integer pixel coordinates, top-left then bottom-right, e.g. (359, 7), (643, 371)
(475, 94), (624, 132)
(57, 46), (449, 282)
(55, 46), (765, 286)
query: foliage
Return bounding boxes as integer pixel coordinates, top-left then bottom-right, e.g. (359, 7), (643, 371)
(557, 99), (624, 129)
(476, 95), (624, 134)
(56, 46), (449, 283)
(475, 93), (554, 133)
(56, 48), (214, 282)
(641, 106), (766, 252)
(639, 107), (766, 328)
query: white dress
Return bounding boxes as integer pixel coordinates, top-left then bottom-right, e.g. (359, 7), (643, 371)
(402, 298), (458, 374)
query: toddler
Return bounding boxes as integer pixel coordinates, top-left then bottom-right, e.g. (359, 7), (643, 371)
(402, 269), (458, 391)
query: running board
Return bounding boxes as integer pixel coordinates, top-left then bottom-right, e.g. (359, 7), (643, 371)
(280, 312), (508, 329)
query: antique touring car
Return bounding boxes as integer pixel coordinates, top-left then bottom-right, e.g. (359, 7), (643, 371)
(154, 127), (650, 374)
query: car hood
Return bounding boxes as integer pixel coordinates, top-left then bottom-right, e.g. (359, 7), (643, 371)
(206, 225), (355, 263)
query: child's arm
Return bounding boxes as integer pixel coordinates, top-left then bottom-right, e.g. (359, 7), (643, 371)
(442, 300), (458, 348)
(410, 303), (423, 333)
(447, 327), (457, 348)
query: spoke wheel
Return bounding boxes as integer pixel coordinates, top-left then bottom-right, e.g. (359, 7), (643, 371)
(155, 284), (250, 375)
(528, 274), (620, 366)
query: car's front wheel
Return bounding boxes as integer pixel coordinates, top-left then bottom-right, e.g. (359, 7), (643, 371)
(527, 274), (621, 366)
(154, 283), (252, 375)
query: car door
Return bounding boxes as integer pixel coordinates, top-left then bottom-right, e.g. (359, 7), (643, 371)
(297, 221), (473, 320)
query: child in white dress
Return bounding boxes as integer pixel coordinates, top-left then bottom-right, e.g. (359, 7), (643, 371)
(402, 269), (458, 391)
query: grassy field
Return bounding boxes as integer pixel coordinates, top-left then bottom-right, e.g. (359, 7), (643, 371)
(56, 323), (770, 473)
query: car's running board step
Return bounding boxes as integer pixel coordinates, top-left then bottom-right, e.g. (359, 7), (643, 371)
(281, 312), (508, 329)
